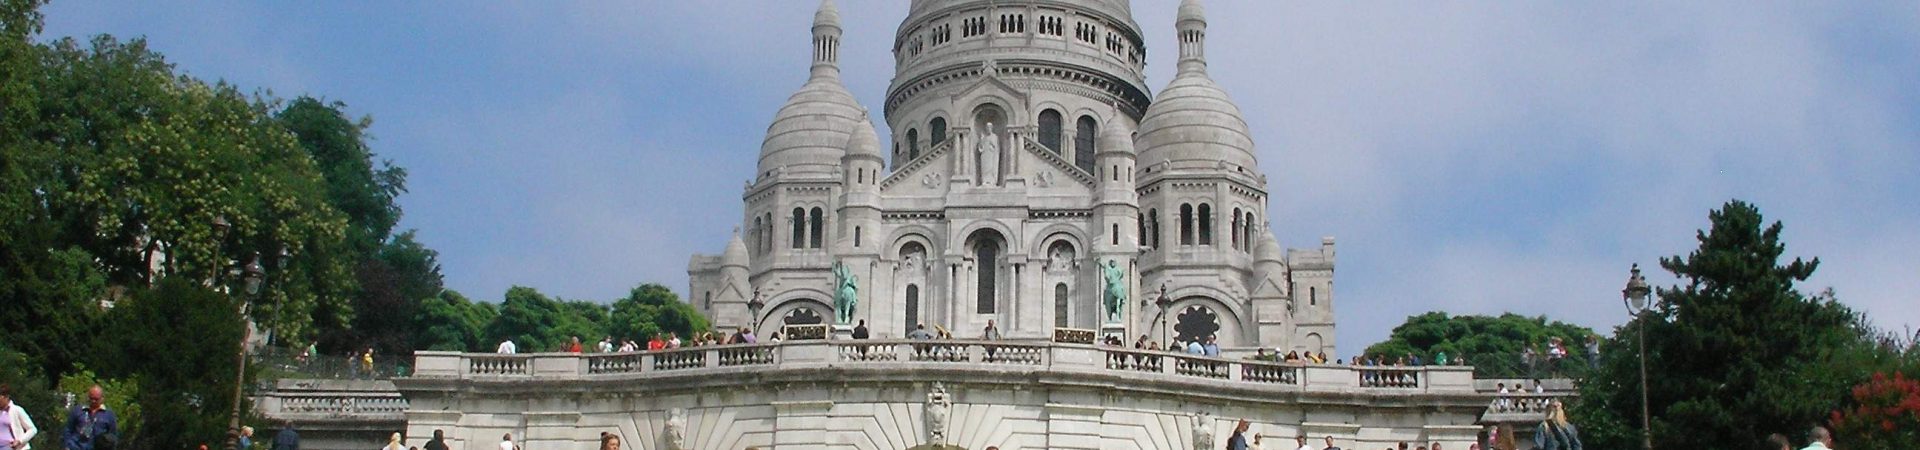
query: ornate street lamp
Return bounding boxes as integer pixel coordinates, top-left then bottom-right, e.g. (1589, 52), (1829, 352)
(226, 249), (266, 450)
(1621, 263), (1653, 450)
(747, 288), (766, 332)
(1154, 284), (1174, 347)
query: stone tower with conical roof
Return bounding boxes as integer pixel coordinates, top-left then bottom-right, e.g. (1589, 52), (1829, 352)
(690, 0), (1335, 354)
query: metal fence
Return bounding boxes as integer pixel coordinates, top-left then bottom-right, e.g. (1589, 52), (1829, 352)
(252, 347), (410, 380)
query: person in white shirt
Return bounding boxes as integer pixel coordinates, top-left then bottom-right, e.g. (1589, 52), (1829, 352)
(1293, 435), (1313, 450)
(597, 336), (614, 353)
(1, 384), (40, 450)
(500, 433), (518, 450)
(496, 339), (517, 354)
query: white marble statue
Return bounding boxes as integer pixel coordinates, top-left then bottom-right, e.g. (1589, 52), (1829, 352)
(978, 124), (1000, 186)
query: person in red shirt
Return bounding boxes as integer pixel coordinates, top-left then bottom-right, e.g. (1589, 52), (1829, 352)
(567, 336), (583, 353)
(647, 334), (666, 351)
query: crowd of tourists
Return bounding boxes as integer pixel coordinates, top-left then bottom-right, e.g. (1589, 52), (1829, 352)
(492, 327), (783, 355)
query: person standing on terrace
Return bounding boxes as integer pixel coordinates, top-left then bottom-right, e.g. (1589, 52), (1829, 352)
(495, 339), (516, 354)
(982, 320), (1002, 340)
(852, 320), (870, 339)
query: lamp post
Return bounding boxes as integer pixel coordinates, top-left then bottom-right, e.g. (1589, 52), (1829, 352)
(1621, 263), (1653, 450)
(1153, 283), (1173, 347)
(222, 253), (263, 450)
(747, 288), (766, 334)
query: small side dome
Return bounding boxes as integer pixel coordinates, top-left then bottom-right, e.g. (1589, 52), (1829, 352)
(722, 231), (750, 268)
(844, 111), (882, 159)
(1255, 232), (1283, 263)
(1178, 0), (1206, 25)
(1096, 114), (1134, 155)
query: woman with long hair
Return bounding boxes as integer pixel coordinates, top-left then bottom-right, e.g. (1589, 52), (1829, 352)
(599, 432), (621, 450)
(1532, 400), (1583, 450)
(1491, 424), (1518, 450)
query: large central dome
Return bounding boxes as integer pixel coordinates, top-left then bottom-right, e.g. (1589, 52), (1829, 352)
(884, 0), (1151, 122)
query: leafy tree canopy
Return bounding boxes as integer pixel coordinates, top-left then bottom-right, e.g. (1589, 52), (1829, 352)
(1365, 311), (1597, 377)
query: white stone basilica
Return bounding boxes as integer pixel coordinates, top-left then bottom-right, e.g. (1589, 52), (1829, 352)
(690, 0), (1336, 354)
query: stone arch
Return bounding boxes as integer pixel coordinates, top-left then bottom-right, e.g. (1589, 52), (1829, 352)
(951, 219), (1021, 258)
(758, 294), (833, 336)
(1026, 224), (1087, 256)
(1163, 284), (1251, 344)
(1303, 332), (1325, 353)
(969, 100), (1010, 136)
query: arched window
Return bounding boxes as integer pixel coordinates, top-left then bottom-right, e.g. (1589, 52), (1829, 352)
(1179, 204), (1194, 246)
(973, 232), (1002, 314)
(1037, 109), (1063, 153)
(1137, 214), (1147, 246)
(765, 213), (775, 252)
(791, 208), (806, 249)
(1054, 283), (1070, 328)
(1310, 286), (1317, 306)
(1074, 115), (1097, 173)
(906, 128), (921, 160)
(752, 216), (764, 255)
(704, 291), (711, 310)
(808, 207), (824, 248)
(905, 285), (920, 333)
(1148, 209), (1161, 248)
(854, 226), (862, 247)
(1111, 224), (1119, 245)
(1230, 208), (1242, 251)
(930, 117), (948, 145)
(1198, 203), (1213, 245)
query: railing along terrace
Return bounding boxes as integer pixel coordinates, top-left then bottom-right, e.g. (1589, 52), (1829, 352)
(410, 340), (1476, 394)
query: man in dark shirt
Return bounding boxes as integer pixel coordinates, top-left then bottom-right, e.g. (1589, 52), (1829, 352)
(1227, 419), (1250, 450)
(423, 430), (449, 450)
(270, 421), (298, 450)
(63, 386), (117, 450)
(852, 320), (870, 339)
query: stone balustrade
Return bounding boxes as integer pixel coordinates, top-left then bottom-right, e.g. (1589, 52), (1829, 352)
(410, 340), (1476, 394)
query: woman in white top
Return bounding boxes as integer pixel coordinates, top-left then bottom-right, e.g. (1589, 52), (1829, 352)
(1, 384), (40, 450)
(382, 432), (405, 450)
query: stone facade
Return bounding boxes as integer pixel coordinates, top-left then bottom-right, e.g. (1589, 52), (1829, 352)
(689, 0), (1335, 354)
(398, 342), (1487, 450)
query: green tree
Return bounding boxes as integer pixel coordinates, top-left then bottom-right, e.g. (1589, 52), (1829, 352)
(93, 278), (249, 450)
(274, 97), (405, 257)
(414, 290), (496, 352)
(608, 284), (709, 343)
(1365, 312), (1597, 377)
(484, 286), (603, 352)
(1574, 200), (1870, 449)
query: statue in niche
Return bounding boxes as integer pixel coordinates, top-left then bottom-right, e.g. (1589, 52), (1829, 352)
(925, 382), (951, 444)
(833, 261), (859, 325)
(901, 246), (926, 272)
(661, 408), (687, 450)
(1192, 412), (1214, 450)
(1101, 260), (1126, 324)
(1035, 170), (1054, 187)
(1047, 245), (1075, 273)
(977, 123), (1000, 186)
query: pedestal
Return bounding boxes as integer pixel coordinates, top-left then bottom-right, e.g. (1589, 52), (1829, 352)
(832, 324), (854, 340)
(1100, 323), (1128, 345)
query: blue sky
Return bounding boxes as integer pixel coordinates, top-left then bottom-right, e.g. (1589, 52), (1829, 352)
(42, 1), (1920, 354)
